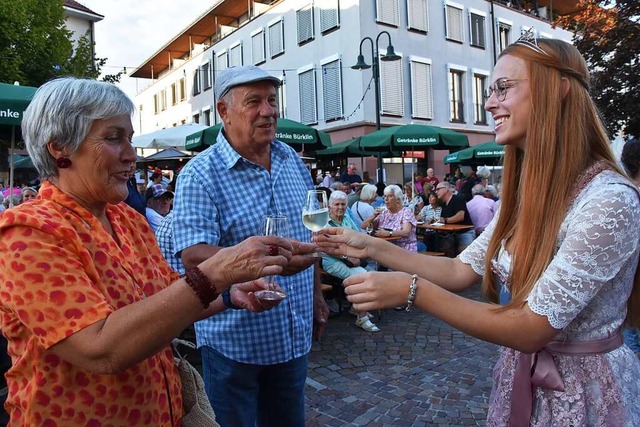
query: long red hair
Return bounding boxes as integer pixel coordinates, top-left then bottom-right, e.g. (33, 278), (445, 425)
(482, 39), (639, 327)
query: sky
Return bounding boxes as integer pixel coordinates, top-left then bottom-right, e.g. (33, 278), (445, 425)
(78, 0), (211, 99)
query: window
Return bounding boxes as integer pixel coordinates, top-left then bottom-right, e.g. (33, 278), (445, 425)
(229, 42), (243, 67)
(321, 57), (343, 121)
(409, 57), (433, 119)
(498, 21), (511, 53)
(179, 77), (186, 101)
(202, 108), (211, 126)
(469, 11), (485, 48)
(192, 69), (201, 96)
(268, 18), (285, 58)
(376, 0), (399, 26)
(251, 28), (266, 65)
(192, 113), (200, 124)
(153, 94), (159, 114)
(298, 66), (317, 124)
(159, 89), (167, 111)
(473, 72), (488, 124)
(380, 54), (404, 116)
(217, 51), (228, 74)
(521, 25), (535, 37)
(297, 4), (314, 44)
(448, 68), (465, 122)
(202, 62), (211, 90)
(445, 2), (464, 43)
(407, 0), (429, 33)
(319, 0), (339, 33)
(170, 83), (177, 105)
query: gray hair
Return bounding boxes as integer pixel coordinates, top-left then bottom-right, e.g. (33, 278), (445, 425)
(384, 184), (403, 201)
(476, 166), (491, 179)
(22, 77), (135, 180)
(359, 184), (377, 201)
(471, 184), (486, 196)
(486, 184), (498, 198)
(328, 190), (348, 206)
(329, 181), (343, 191)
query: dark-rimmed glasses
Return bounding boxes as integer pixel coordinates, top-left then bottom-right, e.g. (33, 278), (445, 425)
(484, 78), (528, 102)
(435, 186), (447, 193)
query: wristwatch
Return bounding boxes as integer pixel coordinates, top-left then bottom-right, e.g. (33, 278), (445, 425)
(222, 288), (242, 310)
(341, 255), (348, 260)
(389, 230), (393, 236)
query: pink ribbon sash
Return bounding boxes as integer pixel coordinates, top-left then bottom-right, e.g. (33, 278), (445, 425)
(509, 329), (623, 426)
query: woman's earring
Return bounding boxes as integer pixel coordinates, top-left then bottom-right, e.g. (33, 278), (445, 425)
(56, 157), (72, 169)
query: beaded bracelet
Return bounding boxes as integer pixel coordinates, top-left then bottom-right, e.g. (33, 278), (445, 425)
(405, 274), (418, 312)
(184, 267), (219, 308)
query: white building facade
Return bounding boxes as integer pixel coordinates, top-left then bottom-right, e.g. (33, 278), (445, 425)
(132, 0), (575, 176)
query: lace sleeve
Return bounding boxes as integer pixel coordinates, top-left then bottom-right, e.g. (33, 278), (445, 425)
(458, 208), (500, 276)
(528, 182), (640, 330)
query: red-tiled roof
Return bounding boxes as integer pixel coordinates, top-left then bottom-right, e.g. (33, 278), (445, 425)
(64, 0), (103, 18)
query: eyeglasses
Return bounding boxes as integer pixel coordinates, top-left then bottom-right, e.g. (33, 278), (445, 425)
(484, 78), (528, 102)
(435, 187), (447, 192)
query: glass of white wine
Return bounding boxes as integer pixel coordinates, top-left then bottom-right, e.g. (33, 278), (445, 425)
(301, 190), (329, 256)
(254, 215), (288, 301)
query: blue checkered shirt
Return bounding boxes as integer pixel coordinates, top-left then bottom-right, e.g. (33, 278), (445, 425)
(155, 212), (185, 274)
(172, 132), (314, 365)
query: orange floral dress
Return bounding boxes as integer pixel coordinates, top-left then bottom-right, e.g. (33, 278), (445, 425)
(0, 182), (182, 426)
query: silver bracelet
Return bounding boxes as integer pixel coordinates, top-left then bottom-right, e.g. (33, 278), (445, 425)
(405, 274), (418, 312)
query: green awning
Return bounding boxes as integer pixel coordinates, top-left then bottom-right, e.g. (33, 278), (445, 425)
(443, 141), (504, 165)
(359, 124), (469, 151)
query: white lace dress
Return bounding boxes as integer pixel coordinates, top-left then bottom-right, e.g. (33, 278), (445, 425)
(459, 170), (640, 426)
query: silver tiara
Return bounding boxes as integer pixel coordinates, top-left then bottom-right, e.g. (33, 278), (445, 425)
(513, 29), (547, 55)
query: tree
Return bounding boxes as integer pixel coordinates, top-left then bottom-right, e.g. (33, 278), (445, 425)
(556, 0), (640, 138)
(0, 0), (121, 86)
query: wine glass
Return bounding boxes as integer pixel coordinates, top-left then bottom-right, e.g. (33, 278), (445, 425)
(302, 190), (329, 256)
(254, 215), (288, 301)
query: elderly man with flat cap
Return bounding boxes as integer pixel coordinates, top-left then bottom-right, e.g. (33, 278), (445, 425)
(172, 66), (328, 427)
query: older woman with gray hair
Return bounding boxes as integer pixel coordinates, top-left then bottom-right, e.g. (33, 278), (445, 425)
(361, 184), (418, 252)
(0, 78), (296, 426)
(350, 183), (377, 227)
(322, 191), (379, 332)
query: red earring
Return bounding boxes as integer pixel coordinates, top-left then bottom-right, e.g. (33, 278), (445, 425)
(56, 157), (72, 169)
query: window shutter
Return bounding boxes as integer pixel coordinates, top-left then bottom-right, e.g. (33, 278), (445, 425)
(217, 52), (228, 72)
(410, 60), (433, 119)
(445, 4), (463, 42)
(202, 63), (211, 90)
(251, 30), (266, 64)
(319, 0), (339, 33)
(229, 43), (243, 67)
(269, 19), (285, 57)
(407, 0), (429, 32)
(380, 56), (404, 116)
(322, 59), (342, 121)
(376, 0), (399, 26)
(299, 69), (317, 124)
(297, 5), (314, 44)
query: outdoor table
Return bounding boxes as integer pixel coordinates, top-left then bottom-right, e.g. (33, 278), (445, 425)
(376, 235), (402, 241)
(417, 223), (474, 232)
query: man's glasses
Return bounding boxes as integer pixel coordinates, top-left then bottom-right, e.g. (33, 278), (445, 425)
(484, 78), (528, 102)
(435, 187), (446, 192)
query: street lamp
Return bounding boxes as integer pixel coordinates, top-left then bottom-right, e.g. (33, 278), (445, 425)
(352, 30), (401, 184)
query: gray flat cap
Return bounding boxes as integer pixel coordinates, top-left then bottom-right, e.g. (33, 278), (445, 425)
(215, 66), (281, 101)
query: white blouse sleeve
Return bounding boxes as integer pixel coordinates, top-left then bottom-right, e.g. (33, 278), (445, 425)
(458, 207), (500, 276)
(527, 182), (640, 330)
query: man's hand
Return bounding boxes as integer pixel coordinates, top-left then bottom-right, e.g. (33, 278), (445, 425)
(279, 240), (317, 276)
(229, 280), (283, 312)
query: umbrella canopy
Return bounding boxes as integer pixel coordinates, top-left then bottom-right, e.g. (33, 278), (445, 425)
(0, 82), (38, 207)
(313, 137), (400, 158)
(132, 123), (209, 150)
(359, 124), (469, 151)
(137, 148), (192, 170)
(185, 118), (331, 152)
(443, 141), (504, 165)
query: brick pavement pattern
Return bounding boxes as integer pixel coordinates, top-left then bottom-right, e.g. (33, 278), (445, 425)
(305, 285), (499, 427)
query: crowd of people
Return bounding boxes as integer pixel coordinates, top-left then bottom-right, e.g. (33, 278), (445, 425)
(1, 35), (639, 427)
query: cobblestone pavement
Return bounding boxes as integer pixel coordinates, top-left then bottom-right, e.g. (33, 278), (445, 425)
(305, 285), (499, 427)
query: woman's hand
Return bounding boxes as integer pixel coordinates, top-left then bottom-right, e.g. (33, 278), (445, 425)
(202, 236), (293, 286)
(229, 279), (284, 312)
(313, 227), (373, 259)
(343, 271), (412, 312)
(374, 229), (392, 238)
(279, 240), (317, 276)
